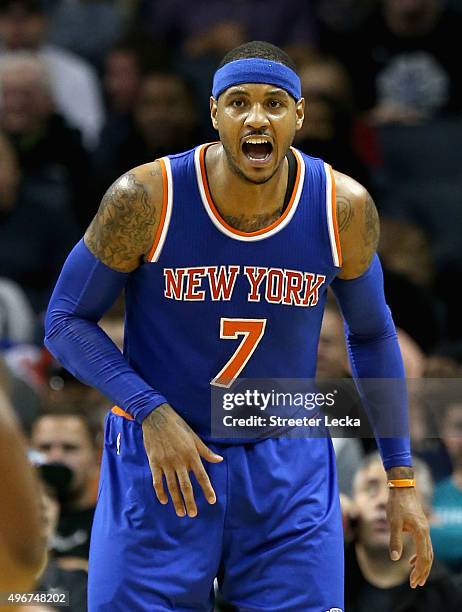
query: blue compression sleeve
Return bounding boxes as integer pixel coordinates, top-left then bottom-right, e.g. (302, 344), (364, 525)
(331, 255), (412, 470)
(44, 240), (167, 423)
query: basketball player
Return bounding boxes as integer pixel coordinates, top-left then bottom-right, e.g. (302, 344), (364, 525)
(45, 42), (433, 611)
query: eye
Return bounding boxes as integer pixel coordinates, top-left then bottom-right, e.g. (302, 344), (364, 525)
(268, 99), (282, 109)
(231, 99), (245, 108)
(365, 481), (380, 497)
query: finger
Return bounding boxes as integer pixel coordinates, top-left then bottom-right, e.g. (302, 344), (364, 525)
(191, 459), (217, 504)
(164, 469), (186, 517)
(409, 553), (417, 566)
(176, 468), (197, 518)
(389, 519), (403, 561)
(410, 566), (418, 589)
(417, 530), (433, 587)
(424, 543), (434, 583)
(194, 437), (223, 463)
(411, 526), (430, 588)
(419, 547), (434, 587)
(152, 465), (168, 504)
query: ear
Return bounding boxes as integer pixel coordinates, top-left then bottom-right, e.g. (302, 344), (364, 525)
(295, 97), (305, 131)
(210, 96), (219, 131)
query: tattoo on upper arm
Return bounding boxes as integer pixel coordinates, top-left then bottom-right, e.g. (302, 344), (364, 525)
(361, 193), (380, 264)
(336, 194), (354, 232)
(85, 172), (157, 271)
(363, 193), (379, 249)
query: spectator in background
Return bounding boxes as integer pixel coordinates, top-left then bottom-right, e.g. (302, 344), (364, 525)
(316, 0), (378, 35)
(396, 329), (426, 379)
(45, 0), (125, 72)
(139, 0), (316, 62)
(0, 52), (94, 230)
(316, 297), (364, 496)
(424, 348), (462, 379)
(0, 129), (76, 312)
(138, 0), (316, 134)
(320, 0), (462, 124)
(103, 33), (159, 119)
(317, 294), (350, 380)
(43, 360), (109, 433)
(431, 401), (462, 572)
(21, 452), (89, 611)
(0, 277), (35, 347)
(0, 0), (105, 148)
(30, 407), (101, 561)
(378, 217), (442, 353)
(94, 68), (199, 192)
(295, 56), (370, 188)
(99, 33), (171, 166)
(317, 296), (427, 479)
(344, 452), (461, 610)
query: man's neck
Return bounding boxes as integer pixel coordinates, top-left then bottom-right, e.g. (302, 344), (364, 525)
(205, 143), (289, 231)
(356, 542), (410, 588)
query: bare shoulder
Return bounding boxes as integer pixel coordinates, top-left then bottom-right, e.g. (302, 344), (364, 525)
(333, 169), (379, 279)
(84, 161), (164, 272)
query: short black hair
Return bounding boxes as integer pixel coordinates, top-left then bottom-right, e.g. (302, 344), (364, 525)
(218, 41), (297, 72)
(35, 406), (102, 448)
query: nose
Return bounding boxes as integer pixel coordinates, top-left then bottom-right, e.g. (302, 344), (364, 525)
(46, 446), (65, 464)
(244, 102), (269, 130)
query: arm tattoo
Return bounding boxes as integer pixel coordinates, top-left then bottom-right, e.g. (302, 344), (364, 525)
(336, 195), (354, 233)
(85, 172), (157, 271)
(361, 193), (380, 264)
(363, 193), (380, 250)
(145, 404), (169, 431)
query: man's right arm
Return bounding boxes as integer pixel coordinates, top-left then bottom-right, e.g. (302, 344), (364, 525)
(45, 162), (223, 516)
(84, 163), (161, 272)
(44, 162), (168, 423)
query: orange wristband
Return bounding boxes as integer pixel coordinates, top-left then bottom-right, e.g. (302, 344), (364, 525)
(387, 478), (416, 488)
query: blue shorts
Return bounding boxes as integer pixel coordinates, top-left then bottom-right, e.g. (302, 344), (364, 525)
(88, 411), (344, 611)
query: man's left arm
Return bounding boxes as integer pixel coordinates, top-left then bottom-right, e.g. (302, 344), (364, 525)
(330, 171), (433, 588)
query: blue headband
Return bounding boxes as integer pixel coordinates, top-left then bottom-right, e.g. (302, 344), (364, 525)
(212, 58), (301, 101)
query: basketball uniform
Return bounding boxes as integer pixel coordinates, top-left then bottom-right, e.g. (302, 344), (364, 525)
(88, 144), (344, 611)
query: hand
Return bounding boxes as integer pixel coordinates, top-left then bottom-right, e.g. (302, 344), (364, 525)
(386, 487), (433, 588)
(142, 404), (223, 518)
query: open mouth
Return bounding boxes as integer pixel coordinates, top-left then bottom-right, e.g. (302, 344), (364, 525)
(242, 138), (273, 162)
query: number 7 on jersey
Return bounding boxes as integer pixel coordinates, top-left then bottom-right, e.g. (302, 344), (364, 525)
(211, 318), (267, 388)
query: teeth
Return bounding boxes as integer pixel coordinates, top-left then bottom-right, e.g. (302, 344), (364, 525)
(245, 138), (269, 145)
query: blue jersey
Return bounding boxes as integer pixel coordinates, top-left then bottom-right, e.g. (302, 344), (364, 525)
(90, 144), (345, 609)
(123, 143), (342, 438)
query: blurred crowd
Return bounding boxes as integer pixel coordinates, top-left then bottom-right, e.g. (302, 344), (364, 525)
(0, 0), (462, 610)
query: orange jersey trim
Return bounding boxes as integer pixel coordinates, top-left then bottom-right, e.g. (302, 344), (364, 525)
(111, 406), (134, 420)
(146, 158), (169, 261)
(199, 144), (301, 238)
(329, 165), (342, 267)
